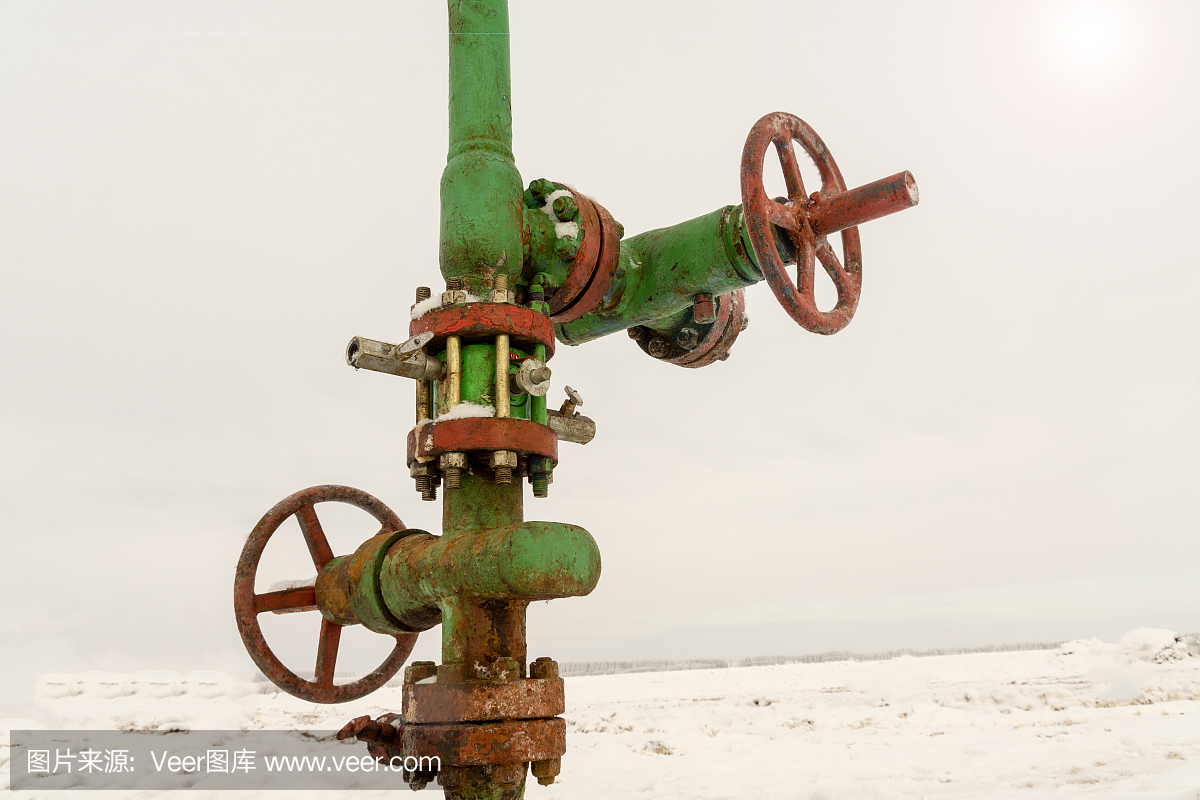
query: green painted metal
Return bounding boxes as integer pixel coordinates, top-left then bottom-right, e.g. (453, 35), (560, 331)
(530, 344), (547, 426)
(440, 0), (525, 289)
(376, 520), (600, 626)
(556, 205), (764, 345)
(461, 343), (496, 407)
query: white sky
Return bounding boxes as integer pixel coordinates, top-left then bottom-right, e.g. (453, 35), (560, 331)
(2, 1), (1198, 711)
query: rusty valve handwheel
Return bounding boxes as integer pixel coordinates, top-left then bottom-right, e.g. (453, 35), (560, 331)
(740, 112), (918, 335)
(234, 485), (417, 704)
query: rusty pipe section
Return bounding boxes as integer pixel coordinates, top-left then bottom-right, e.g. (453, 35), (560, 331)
(809, 171), (918, 237)
(316, 521), (601, 635)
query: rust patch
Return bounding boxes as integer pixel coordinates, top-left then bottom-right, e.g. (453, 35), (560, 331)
(403, 677), (565, 724)
(400, 718), (566, 766)
(409, 303), (556, 358)
(407, 417), (558, 466)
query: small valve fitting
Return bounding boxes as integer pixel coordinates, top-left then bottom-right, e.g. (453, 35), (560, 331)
(346, 334), (444, 381)
(558, 386), (583, 418)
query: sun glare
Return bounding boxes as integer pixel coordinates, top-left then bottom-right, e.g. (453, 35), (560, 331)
(1056, 5), (1123, 68)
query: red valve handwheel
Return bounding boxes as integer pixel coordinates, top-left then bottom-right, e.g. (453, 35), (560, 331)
(233, 485), (417, 704)
(740, 112), (862, 335)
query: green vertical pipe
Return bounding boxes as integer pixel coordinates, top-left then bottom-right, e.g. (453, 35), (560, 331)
(441, 0), (524, 288)
(530, 343), (547, 425)
(461, 343), (496, 406)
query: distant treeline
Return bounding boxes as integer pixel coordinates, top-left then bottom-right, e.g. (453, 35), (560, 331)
(559, 641), (1069, 678)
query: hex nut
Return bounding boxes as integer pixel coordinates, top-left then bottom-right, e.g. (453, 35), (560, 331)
(676, 327), (700, 350)
(529, 657), (559, 679)
(554, 236), (581, 260)
(531, 757), (561, 786)
(552, 195), (578, 221)
(490, 450), (518, 469)
(439, 452), (468, 470)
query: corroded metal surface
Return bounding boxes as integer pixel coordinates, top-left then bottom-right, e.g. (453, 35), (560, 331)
(628, 289), (747, 368)
(233, 486), (418, 703)
(407, 417), (559, 466)
(740, 111), (918, 335)
(410, 303), (556, 358)
(403, 677), (565, 723)
(315, 529), (433, 635)
(401, 718), (566, 766)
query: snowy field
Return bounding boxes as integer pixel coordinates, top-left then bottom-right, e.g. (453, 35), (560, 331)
(3, 628), (1199, 799)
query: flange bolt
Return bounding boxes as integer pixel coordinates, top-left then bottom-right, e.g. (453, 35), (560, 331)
(552, 195), (578, 221)
(554, 236), (581, 260)
(676, 327), (700, 350)
(647, 337), (670, 358)
(415, 286), (431, 303)
(528, 178), (556, 203)
(693, 293), (716, 324)
(531, 758), (561, 787)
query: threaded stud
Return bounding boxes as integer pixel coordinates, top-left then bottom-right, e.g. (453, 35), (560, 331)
(494, 273), (509, 292)
(415, 286), (431, 302)
(446, 277), (462, 291)
(444, 467), (462, 490)
(494, 466), (512, 485)
(532, 475), (549, 498)
(416, 475), (436, 502)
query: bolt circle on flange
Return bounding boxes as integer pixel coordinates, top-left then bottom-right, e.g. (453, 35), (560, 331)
(740, 111), (862, 335)
(233, 485), (418, 704)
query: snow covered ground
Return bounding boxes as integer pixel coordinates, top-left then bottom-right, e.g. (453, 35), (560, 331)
(3, 628), (1199, 798)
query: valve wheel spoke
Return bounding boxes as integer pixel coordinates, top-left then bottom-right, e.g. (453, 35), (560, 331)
(815, 236), (851, 293)
(315, 619), (342, 687)
(767, 199), (800, 231)
(775, 137), (807, 202)
(296, 503), (335, 569)
(254, 586), (318, 615)
(233, 485), (415, 704)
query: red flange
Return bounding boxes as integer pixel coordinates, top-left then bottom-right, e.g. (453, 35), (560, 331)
(233, 485), (418, 704)
(740, 111), (918, 335)
(407, 417), (558, 466)
(410, 303), (556, 359)
(545, 185), (602, 318)
(548, 195), (623, 325)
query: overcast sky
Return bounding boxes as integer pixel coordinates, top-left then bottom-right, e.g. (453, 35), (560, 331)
(2, 1), (1198, 713)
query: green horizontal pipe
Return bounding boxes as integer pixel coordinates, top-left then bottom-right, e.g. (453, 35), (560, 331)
(377, 520), (602, 632)
(555, 205), (763, 345)
(440, 0), (524, 288)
